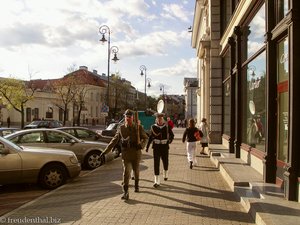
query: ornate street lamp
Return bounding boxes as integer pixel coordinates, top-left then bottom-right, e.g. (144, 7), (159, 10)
(99, 25), (119, 114)
(139, 65), (148, 109)
(159, 84), (165, 96)
(147, 78), (152, 88)
(111, 46), (119, 63)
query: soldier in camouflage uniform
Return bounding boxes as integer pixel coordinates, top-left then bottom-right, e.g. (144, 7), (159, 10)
(101, 109), (148, 200)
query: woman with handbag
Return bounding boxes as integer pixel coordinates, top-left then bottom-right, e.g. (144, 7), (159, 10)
(199, 118), (210, 155)
(182, 118), (203, 169)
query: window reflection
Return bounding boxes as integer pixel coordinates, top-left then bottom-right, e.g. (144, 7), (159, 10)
(221, 0), (232, 33)
(247, 4), (265, 59)
(277, 0), (289, 22)
(278, 37), (288, 82)
(223, 80), (231, 135)
(242, 52), (266, 151)
(222, 49), (231, 136)
(277, 37), (289, 162)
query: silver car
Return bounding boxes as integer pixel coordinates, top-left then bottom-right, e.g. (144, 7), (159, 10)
(5, 129), (112, 170)
(55, 127), (121, 157)
(0, 136), (81, 189)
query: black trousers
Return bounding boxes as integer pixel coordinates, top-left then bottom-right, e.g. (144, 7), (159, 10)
(153, 147), (169, 175)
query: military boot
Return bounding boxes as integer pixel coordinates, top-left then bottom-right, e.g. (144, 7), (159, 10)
(121, 192), (129, 200)
(121, 185), (129, 200)
(134, 180), (139, 192)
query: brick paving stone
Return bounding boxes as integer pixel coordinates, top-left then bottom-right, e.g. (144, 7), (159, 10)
(0, 128), (255, 225)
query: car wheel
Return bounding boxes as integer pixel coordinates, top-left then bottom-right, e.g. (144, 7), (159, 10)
(84, 151), (103, 170)
(39, 164), (67, 189)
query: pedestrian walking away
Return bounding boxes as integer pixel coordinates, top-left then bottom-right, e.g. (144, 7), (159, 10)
(198, 118), (210, 155)
(182, 118), (203, 169)
(167, 116), (174, 129)
(146, 112), (174, 188)
(101, 109), (148, 200)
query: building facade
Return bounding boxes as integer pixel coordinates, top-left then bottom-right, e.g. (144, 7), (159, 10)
(192, 0), (300, 201)
(0, 67), (137, 127)
(184, 78), (198, 122)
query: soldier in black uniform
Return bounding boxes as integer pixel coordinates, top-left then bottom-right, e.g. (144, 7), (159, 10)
(146, 113), (174, 187)
(101, 109), (148, 200)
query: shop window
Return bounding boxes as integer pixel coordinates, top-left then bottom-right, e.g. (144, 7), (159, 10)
(276, 0), (289, 23)
(277, 37), (289, 162)
(278, 37), (288, 83)
(221, 0), (232, 34)
(246, 4), (265, 60)
(241, 52), (266, 151)
(223, 79), (231, 135)
(222, 49), (231, 136)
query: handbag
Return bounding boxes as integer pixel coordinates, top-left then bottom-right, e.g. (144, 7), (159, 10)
(194, 130), (202, 141)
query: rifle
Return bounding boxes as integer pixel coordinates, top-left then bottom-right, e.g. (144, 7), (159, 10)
(134, 110), (140, 145)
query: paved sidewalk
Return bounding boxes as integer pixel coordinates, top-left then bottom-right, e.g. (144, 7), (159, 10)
(1, 128), (255, 225)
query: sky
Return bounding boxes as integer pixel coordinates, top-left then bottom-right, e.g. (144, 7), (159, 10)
(0, 0), (197, 97)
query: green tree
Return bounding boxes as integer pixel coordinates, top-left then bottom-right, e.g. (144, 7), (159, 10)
(51, 75), (77, 126)
(0, 78), (37, 128)
(72, 71), (91, 126)
(147, 95), (158, 111)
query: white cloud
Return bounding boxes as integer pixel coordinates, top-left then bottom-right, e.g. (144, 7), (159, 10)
(152, 58), (197, 78)
(0, 0), (196, 96)
(161, 3), (190, 22)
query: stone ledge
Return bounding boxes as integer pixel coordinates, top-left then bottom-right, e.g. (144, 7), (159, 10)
(209, 145), (300, 225)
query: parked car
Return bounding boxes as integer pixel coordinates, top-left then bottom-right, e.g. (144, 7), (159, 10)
(56, 127), (111, 142)
(0, 136), (81, 189)
(24, 120), (63, 129)
(4, 129), (113, 170)
(101, 122), (121, 137)
(56, 127), (121, 157)
(0, 128), (20, 137)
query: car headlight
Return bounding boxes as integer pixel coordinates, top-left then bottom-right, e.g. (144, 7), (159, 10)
(69, 155), (79, 164)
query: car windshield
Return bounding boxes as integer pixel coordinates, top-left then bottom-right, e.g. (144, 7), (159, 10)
(0, 136), (23, 151)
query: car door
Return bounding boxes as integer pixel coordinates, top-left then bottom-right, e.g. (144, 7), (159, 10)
(0, 141), (22, 184)
(76, 129), (97, 141)
(10, 131), (46, 148)
(45, 130), (85, 162)
(61, 129), (77, 138)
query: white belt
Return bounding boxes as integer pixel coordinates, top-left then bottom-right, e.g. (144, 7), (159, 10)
(153, 139), (168, 144)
